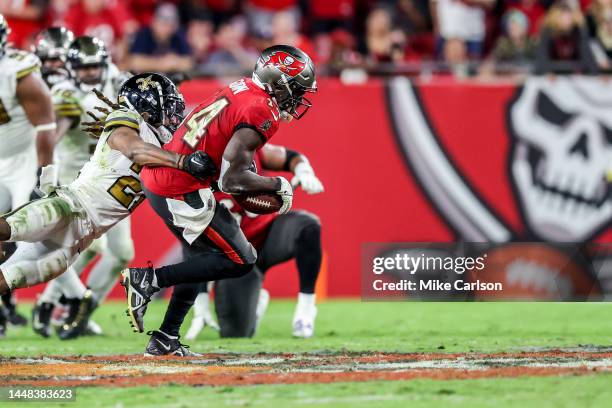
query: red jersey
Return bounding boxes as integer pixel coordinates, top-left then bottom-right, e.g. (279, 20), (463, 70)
(214, 151), (278, 250)
(141, 78), (281, 198)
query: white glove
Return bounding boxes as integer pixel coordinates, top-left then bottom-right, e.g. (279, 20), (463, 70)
(39, 164), (59, 196)
(291, 162), (324, 194)
(276, 176), (293, 214)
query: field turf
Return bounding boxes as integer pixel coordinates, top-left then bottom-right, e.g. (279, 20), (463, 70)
(1, 300), (612, 407)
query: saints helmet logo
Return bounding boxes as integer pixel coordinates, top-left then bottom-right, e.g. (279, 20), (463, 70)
(136, 75), (158, 91)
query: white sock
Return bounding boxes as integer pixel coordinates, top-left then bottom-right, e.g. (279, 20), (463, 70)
(192, 292), (209, 319)
(38, 280), (64, 304)
(86, 252), (126, 303)
(297, 292), (316, 310)
(70, 248), (98, 276)
(56, 268), (87, 299)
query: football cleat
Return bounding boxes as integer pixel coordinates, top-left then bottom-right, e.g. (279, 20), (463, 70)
(54, 297), (81, 337)
(7, 309), (27, 326)
(31, 301), (54, 338)
(144, 330), (201, 357)
(50, 297), (69, 326)
(120, 264), (159, 333)
(85, 319), (103, 336)
(57, 290), (97, 340)
(0, 305), (7, 339)
(2, 294), (27, 326)
(292, 293), (317, 338)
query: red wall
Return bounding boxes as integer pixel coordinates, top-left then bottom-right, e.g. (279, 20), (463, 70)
(18, 78), (610, 300)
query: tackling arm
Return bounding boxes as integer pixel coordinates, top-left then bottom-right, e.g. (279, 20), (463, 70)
(108, 127), (182, 168)
(17, 73), (56, 166)
(107, 127), (217, 179)
(220, 128), (281, 195)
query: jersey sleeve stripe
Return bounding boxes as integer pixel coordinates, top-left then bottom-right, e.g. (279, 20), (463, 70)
(105, 118), (140, 131)
(54, 103), (81, 111)
(56, 109), (82, 117)
(16, 65), (40, 79)
(233, 123), (266, 144)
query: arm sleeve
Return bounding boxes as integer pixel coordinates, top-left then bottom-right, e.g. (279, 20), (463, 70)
(234, 99), (280, 142)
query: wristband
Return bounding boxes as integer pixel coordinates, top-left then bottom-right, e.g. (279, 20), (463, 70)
(283, 149), (300, 171)
(35, 123), (57, 132)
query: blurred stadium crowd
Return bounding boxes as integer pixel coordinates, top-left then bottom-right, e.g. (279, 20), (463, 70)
(1, 0), (611, 78)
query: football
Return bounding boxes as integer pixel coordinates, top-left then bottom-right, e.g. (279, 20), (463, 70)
(234, 192), (283, 214)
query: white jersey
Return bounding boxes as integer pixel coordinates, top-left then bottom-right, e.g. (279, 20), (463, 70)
(69, 108), (159, 234)
(0, 49), (41, 158)
(51, 64), (124, 184)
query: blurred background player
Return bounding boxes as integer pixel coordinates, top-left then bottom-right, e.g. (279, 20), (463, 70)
(31, 36), (134, 340)
(32, 26), (74, 88)
(185, 143), (324, 340)
(0, 14), (55, 336)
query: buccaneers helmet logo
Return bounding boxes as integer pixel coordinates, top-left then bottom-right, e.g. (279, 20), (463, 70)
(264, 51), (305, 77)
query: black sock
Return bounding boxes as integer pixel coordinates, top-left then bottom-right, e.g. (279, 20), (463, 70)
(154, 253), (253, 288)
(295, 223), (322, 294)
(1, 292), (15, 313)
(159, 283), (203, 337)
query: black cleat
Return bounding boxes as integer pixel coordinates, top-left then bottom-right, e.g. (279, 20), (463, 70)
(31, 301), (54, 338)
(120, 264), (159, 333)
(0, 305), (7, 339)
(2, 293), (27, 326)
(57, 290), (98, 340)
(7, 309), (27, 326)
(54, 297), (81, 337)
(144, 330), (201, 357)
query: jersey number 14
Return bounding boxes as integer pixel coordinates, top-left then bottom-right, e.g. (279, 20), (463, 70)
(182, 97), (229, 148)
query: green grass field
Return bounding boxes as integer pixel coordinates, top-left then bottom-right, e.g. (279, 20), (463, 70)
(2, 300), (612, 407)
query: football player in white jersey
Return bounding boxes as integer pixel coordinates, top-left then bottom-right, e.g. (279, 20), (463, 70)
(0, 73), (216, 339)
(32, 27), (74, 89)
(0, 15), (56, 334)
(31, 36), (136, 339)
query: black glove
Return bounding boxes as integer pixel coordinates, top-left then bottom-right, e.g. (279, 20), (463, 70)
(179, 151), (217, 180)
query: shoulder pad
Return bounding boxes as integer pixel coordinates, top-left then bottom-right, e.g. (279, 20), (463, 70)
(104, 108), (141, 133)
(6, 49), (41, 79)
(52, 81), (82, 118)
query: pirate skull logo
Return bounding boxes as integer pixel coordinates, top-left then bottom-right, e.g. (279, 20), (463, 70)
(508, 76), (612, 241)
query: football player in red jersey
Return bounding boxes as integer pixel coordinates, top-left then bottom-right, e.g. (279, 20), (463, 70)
(120, 45), (317, 356)
(183, 143), (324, 340)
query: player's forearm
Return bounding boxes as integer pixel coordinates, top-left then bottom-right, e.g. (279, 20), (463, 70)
(128, 143), (180, 169)
(36, 130), (55, 166)
(221, 168), (280, 195)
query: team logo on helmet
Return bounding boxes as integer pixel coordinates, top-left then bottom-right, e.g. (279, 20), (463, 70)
(136, 75), (157, 91)
(264, 51), (305, 77)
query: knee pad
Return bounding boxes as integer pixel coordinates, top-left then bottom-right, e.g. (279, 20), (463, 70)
(233, 262), (255, 279)
(297, 215), (322, 246)
(2, 248), (70, 289)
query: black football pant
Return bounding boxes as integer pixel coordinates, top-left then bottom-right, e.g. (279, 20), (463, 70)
(144, 188), (256, 337)
(0, 242), (17, 312)
(211, 211), (322, 338)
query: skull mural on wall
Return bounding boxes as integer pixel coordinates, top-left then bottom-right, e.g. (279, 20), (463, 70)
(508, 76), (612, 242)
